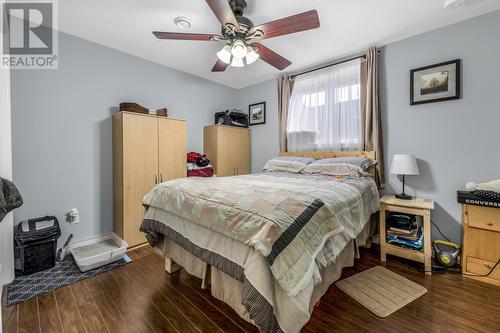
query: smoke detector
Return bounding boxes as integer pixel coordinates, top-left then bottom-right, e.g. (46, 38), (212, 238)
(174, 16), (192, 29)
(444, 0), (467, 10)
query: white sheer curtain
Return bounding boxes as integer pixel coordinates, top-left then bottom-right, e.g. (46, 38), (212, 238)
(287, 59), (362, 152)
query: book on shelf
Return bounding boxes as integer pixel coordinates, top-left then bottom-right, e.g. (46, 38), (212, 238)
(388, 226), (416, 235)
(388, 230), (419, 240)
(387, 227), (423, 250)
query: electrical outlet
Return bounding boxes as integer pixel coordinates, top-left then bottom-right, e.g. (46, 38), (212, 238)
(65, 208), (80, 224)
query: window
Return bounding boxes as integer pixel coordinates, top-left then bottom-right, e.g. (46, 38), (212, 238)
(301, 91), (326, 107)
(336, 84), (360, 103)
(287, 59), (362, 152)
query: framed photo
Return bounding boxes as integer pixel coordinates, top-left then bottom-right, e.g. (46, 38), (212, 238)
(410, 59), (460, 105)
(248, 102), (266, 125)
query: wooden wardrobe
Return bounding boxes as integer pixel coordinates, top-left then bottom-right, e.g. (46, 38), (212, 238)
(113, 111), (187, 248)
(204, 125), (251, 177)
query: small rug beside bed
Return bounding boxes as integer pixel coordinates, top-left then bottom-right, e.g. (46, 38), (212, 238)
(335, 266), (427, 317)
(6, 254), (132, 306)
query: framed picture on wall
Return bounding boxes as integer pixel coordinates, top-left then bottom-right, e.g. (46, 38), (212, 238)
(410, 59), (461, 105)
(249, 102), (266, 125)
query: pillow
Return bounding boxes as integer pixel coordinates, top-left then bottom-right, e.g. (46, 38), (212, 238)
(263, 156), (316, 173)
(302, 157), (377, 177)
(311, 157), (377, 170)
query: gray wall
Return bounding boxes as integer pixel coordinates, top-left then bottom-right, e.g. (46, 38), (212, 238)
(11, 32), (236, 244)
(11, 10), (500, 246)
(234, 79), (279, 173)
(238, 10), (500, 244)
(380, 10), (500, 244)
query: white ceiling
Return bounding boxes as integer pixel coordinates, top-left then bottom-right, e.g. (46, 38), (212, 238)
(59, 0), (500, 89)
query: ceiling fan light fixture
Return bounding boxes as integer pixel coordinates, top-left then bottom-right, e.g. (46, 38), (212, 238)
(245, 46), (259, 64)
(217, 44), (232, 64)
(230, 56), (244, 67)
(231, 39), (248, 59)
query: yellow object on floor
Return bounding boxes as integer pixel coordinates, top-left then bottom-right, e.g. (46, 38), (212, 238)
(335, 266), (427, 317)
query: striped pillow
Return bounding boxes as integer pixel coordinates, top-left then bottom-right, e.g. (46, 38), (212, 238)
(302, 157), (377, 177)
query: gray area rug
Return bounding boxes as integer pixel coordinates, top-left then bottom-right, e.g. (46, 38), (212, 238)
(6, 254), (132, 306)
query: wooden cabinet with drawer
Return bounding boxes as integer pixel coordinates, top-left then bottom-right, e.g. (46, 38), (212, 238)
(203, 125), (251, 177)
(462, 204), (500, 286)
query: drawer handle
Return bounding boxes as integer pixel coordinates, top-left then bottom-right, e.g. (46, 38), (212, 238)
(483, 262), (492, 269)
(487, 222), (494, 226)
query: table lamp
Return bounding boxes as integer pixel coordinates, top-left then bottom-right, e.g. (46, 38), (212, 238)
(390, 154), (419, 200)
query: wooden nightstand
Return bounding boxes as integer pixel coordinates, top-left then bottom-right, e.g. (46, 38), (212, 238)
(379, 195), (435, 275)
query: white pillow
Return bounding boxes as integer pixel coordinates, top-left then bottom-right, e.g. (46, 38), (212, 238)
(302, 163), (362, 177)
(263, 157), (315, 173)
(311, 157), (377, 170)
(302, 157), (377, 177)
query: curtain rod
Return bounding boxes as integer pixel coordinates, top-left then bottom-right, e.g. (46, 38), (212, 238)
(290, 49), (380, 79)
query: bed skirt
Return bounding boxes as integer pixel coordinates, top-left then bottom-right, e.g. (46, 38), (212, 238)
(146, 220), (373, 333)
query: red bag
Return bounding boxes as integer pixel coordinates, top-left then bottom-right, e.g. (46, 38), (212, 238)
(187, 152), (201, 163)
(187, 167), (214, 178)
(187, 152), (210, 167)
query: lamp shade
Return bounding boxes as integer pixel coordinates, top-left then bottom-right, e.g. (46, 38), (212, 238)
(231, 39), (247, 59)
(216, 44), (232, 64)
(230, 56), (244, 67)
(390, 154), (419, 175)
(245, 46), (259, 64)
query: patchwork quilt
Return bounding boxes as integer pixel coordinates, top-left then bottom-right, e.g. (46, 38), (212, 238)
(143, 172), (379, 297)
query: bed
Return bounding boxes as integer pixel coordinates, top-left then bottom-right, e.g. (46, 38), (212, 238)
(140, 151), (380, 333)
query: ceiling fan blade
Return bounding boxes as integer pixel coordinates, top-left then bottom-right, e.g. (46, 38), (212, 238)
(212, 59), (230, 72)
(251, 43), (291, 70)
(206, 0), (240, 32)
(250, 10), (320, 40)
(153, 31), (218, 41)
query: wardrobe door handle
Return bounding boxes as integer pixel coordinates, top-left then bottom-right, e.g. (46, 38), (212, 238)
(155, 174), (158, 184)
(160, 173), (163, 183)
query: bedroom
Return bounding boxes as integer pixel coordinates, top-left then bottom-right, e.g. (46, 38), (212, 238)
(1, 0), (500, 332)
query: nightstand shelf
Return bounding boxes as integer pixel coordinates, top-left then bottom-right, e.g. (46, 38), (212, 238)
(379, 195), (435, 275)
(385, 244), (424, 262)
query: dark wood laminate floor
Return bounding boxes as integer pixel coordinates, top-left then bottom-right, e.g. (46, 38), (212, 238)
(3, 245), (500, 333)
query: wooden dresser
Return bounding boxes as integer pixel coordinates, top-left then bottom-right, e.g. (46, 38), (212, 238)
(204, 125), (251, 176)
(462, 204), (500, 286)
(113, 112), (187, 248)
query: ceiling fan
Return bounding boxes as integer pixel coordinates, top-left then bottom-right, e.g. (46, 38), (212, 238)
(153, 0), (320, 72)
